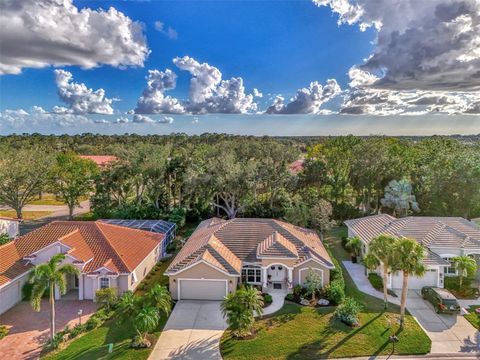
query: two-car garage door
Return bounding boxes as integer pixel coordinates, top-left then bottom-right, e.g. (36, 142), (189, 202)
(178, 279), (227, 300)
(391, 268), (438, 289)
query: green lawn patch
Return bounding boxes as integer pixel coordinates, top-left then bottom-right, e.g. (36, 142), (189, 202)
(221, 303), (430, 359)
(220, 226), (431, 359)
(0, 210), (54, 220)
(43, 255), (175, 360)
(465, 306), (480, 330)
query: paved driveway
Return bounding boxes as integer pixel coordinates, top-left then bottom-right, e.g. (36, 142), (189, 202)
(405, 291), (480, 354)
(149, 300), (227, 360)
(0, 299), (97, 360)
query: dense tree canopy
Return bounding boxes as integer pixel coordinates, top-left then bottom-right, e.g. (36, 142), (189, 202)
(0, 134), (478, 224)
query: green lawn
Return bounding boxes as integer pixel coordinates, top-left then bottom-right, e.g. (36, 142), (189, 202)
(220, 226), (431, 359)
(43, 256), (175, 360)
(464, 306), (480, 330)
(0, 210), (54, 220)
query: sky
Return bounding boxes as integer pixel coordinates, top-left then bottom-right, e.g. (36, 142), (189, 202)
(0, 0), (479, 135)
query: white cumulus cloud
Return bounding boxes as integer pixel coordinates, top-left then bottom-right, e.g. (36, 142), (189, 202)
(53, 70), (114, 114)
(266, 80), (341, 114)
(154, 21), (178, 40)
(0, 0), (149, 75)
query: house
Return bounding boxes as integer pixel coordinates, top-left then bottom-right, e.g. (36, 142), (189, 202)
(344, 215), (480, 290)
(0, 217), (20, 239)
(165, 218), (334, 301)
(0, 219), (175, 314)
(79, 155), (118, 168)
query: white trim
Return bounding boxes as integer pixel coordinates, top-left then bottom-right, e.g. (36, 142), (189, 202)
(298, 267), (324, 287)
(24, 240), (70, 258)
(177, 278), (228, 300)
(294, 257), (334, 269)
(257, 256), (297, 260)
(465, 251), (480, 256)
(165, 259), (238, 277)
(261, 262), (293, 270)
(0, 271), (29, 290)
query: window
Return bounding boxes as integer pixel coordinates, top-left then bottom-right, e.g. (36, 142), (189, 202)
(100, 277), (110, 289)
(443, 257), (456, 275)
(241, 266), (262, 284)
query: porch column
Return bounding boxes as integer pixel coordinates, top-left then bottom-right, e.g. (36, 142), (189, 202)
(262, 267), (268, 288)
(78, 274), (84, 300)
(287, 268), (293, 288)
(92, 277), (97, 302)
(54, 285), (61, 300)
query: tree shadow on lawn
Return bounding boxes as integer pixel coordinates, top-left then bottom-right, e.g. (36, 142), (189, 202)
(285, 313), (394, 359)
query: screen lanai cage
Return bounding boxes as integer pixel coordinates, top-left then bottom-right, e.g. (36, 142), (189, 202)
(99, 219), (176, 257)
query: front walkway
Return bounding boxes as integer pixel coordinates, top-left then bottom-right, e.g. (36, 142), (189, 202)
(343, 261), (480, 355)
(262, 289), (286, 316)
(149, 300), (226, 360)
(0, 299), (97, 360)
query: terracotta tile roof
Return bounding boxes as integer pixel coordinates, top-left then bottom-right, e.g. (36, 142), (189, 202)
(166, 218), (334, 275)
(79, 155), (118, 167)
(0, 221), (164, 287)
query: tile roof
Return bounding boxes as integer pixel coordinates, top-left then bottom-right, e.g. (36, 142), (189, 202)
(345, 215), (480, 253)
(0, 221), (164, 287)
(166, 218), (334, 275)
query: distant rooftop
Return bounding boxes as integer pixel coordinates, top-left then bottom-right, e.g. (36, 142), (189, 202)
(79, 155), (118, 167)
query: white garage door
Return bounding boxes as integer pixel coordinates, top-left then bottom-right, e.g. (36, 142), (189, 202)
(0, 281), (21, 314)
(179, 279), (227, 300)
(392, 269), (438, 290)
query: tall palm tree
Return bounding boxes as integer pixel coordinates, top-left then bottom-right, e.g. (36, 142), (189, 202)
(146, 284), (172, 315)
(453, 256), (477, 287)
(28, 253), (80, 342)
(391, 238), (425, 326)
(221, 285), (264, 338)
(345, 236), (362, 263)
(365, 234), (397, 309)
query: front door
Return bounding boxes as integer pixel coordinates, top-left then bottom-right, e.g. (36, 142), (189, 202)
(269, 265), (285, 282)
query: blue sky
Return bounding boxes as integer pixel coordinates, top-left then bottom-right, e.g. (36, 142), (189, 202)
(0, 0), (478, 134)
(0, 0), (374, 112)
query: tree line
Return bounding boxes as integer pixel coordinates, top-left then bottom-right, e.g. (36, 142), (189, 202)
(0, 134), (479, 225)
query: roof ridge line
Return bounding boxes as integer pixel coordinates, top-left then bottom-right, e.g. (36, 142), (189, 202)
(94, 222), (131, 272)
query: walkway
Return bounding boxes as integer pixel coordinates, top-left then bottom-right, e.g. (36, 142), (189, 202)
(343, 261), (480, 355)
(262, 289), (286, 316)
(149, 300), (226, 360)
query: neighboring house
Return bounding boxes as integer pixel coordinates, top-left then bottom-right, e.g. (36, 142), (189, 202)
(344, 215), (480, 290)
(79, 155), (118, 168)
(0, 219), (175, 314)
(165, 218), (334, 301)
(0, 217), (20, 239)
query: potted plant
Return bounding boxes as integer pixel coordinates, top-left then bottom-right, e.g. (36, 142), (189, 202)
(345, 236), (362, 263)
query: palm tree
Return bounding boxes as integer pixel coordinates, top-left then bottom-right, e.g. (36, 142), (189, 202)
(221, 285), (264, 338)
(146, 284), (172, 315)
(345, 236), (362, 263)
(134, 307), (160, 345)
(453, 256), (477, 288)
(365, 234), (397, 309)
(391, 238), (425, 326)
(28, 253), (80, 342)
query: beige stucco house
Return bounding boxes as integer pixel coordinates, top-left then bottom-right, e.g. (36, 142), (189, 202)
(345, 215), (480, 290)
(165, 218), (334, 300)
(0, 220), (174, 314)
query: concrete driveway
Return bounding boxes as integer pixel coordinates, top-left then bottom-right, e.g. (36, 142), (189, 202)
(149, 301), (227, 360)
(405, 290), (480, 354)
(0, 299), (97, 360)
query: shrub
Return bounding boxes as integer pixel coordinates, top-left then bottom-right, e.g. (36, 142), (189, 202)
(285, 293), (295, 302)
(304, 269), (323, 301)
(0, 233), (10, 246)
(168, 208), (186, 228)
(325, 279), (345, 304)
(368, 273), (383, 290)
(0, 325), (9, 340)
(69, 323), (86, 339)
(263, 293), (273, 305)
(85, 316), (103, 330)
(95, 288), (118, 311)
(335, 297), (362, 326)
